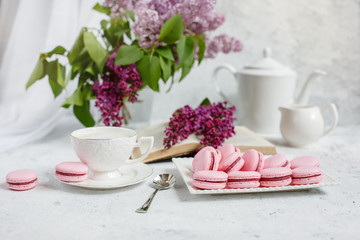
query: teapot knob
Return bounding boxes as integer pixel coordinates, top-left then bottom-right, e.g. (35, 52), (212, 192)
(263, 47), (272, 58)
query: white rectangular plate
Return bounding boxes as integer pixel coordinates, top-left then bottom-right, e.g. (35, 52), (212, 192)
(172, 157), (339, 195)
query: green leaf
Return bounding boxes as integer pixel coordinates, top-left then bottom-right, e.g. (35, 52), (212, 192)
(26, 59), (48, 89)
(137, 55), (161, 91)
(68, 30), (85, 64)
(115, 45), (144, 65)
(158, 14), (183, 44)
(47, 60), (66, 88)
(47, 46), (67, 57)
(156, 47), (174, 61)
(196, 36), (206, 64)
(48, 78), (63, 97)
(124, 10), (135, 21)
(159, 56), (171, 83)
(93, 3), (111, 15)
(180, 59), (194, 81)
(73, 100), (95, 127)
(200, 98), (211, 106)
(82, 32), (107, 72)
(176, 36), (194, 66)
(62, 88), (83, 108)
(83, 32), (108, 72)
(83, 84), (95, 100)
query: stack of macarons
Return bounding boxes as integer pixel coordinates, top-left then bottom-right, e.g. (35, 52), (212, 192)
(191, 144), (323, 190)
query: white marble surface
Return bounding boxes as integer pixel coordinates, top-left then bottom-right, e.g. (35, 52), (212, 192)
(0, 116), (359, 240)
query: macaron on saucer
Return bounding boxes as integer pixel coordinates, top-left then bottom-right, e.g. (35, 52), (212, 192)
(263, 154), (290, 169)
(55, 162), (153, 190)
(6, 169), (38, 191)
(242, 149), (264, 172)
(55, 162), (88, 182)
(291, 166), (323, 185)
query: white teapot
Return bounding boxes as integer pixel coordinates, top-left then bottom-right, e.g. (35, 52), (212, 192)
(279, 104), (339, 147)
(212, 47), (326, 133)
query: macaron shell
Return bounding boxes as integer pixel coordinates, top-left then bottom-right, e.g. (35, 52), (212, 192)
(242, 149), (264, 172)
(291, 166), (323, 185)
(192, 146), (216, 171)
(219, 143), (239, 160)
(55, 172), (88, 182)
(264, 154), (288, 169)
(6, 179), (38, 191)
(260, 178), (292, 187)
(218, 152), (244, 173)
(290, 156), (320, 169)
(56, 162), (88, 174)
(192, 180), (227, 190)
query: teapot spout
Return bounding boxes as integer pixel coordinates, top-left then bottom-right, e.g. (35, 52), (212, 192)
(294, 70), (326, 105)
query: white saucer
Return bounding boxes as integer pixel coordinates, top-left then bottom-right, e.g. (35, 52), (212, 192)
(56, 162), (153, 190)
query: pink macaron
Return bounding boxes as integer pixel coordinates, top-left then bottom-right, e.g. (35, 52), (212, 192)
(227, 171), (261, 189)
(193, 146), (221, 172)
(241, 149), (264, 172)
(55, 162), (88, 182)
(192, 170), (228, 190)
(6, 169), (38, 191)
(263, 154), (290, 169)
(260, 167), (292, 187)
(218, 151), (244, 173)
(219, 143), (241, 161)
(290, 156), (320, 169)
(291, 166), (323, 185)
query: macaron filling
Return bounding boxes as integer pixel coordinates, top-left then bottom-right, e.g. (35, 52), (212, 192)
(228, 178), (260, 182)
(56, 171), (87, 177)
(224, 156), (242, 173)
(193, 178), (227, 183)
(281, 161), (290, 167)
(7, 178), (37, 185)
(209, 152), (216, 170)
(261, 175), (291, 181)
(255, 153), (263, 171)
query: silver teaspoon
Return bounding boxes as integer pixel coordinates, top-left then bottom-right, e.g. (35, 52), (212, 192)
(136, 174), (176, 213)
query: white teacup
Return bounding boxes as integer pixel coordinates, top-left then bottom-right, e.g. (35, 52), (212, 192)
(71, 127), (154, 180)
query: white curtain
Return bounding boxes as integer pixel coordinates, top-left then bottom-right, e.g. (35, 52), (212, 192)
(0, 0), (99, 152)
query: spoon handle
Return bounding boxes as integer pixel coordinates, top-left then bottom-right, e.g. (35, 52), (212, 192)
(136, 189), (159, 213)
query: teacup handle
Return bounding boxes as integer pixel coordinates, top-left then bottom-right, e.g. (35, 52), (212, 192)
(321, 103), (339, 136)
(125, 136), (154, 164)
(211, 63), (238, 104)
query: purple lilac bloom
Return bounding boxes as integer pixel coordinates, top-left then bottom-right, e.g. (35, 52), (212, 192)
(163, 102), (236, 149)
(205, 34), (243, 58)
(93, 46), (142, 126)
(103, 0), (136, 17)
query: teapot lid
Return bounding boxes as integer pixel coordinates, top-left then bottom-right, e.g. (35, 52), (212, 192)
(242, 48), (296, 76)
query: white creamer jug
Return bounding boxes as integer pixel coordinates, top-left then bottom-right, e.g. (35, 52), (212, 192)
(279, 104), (339, 147)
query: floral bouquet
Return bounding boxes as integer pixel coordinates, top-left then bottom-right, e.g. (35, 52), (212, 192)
(26, 0), (242, 129)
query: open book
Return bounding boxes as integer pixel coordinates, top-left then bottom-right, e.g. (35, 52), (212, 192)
(133, 122), (277, 163)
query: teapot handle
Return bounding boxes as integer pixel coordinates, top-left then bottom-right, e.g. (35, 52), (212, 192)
(321, 103), (339, 136)
(211, 64), (238, 103)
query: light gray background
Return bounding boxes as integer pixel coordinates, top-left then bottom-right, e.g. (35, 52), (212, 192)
(151, 0), (360, 126)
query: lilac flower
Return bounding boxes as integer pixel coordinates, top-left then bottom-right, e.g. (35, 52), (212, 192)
(103, 0), (136, 17)
(93, 46), (142, 126)
(163, 102), (236, 149)
(205, 34), (243, 58)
